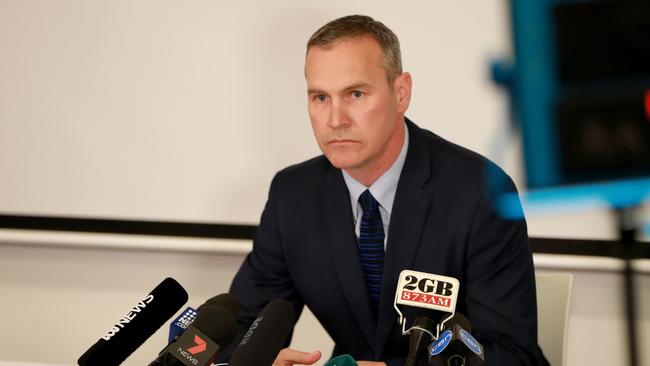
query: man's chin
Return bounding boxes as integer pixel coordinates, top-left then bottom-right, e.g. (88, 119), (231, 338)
(325, 155), (361, 171)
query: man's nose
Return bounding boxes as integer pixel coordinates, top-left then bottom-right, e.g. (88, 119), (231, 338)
(327, 99), (350, 129)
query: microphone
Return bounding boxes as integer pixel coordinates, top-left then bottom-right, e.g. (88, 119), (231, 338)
(428, 313), (485, 366)
(168, 307), (197, 344)
(228, 299), (296, 366)
(404, 316), (436, 366)
(324, 354), (358, 366)
(150, 304), (238, 366)
(199, 292), (239, 314)
(393, 270), (461, 365)
(78, 277), (189, 366)
(169, 293), (239, 343)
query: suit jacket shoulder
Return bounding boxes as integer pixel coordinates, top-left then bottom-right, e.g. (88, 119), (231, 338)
(406, 119), (514, 193)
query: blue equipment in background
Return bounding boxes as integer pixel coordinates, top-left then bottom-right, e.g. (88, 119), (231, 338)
(492, 0), (650, 210)
(491, 2), (650, 366)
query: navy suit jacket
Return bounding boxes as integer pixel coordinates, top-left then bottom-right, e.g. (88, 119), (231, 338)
(227, 119), (538, 365)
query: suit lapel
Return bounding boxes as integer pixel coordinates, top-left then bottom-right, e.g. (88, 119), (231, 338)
(322, 166), (376, 350)
(375, 120), (434, 355)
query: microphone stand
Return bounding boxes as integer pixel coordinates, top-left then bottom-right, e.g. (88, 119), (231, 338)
(616, 207), (639, 366)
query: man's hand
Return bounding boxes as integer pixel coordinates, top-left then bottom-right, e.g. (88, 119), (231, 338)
(356, 362), (387, 366)
(272, 348), (321, 366)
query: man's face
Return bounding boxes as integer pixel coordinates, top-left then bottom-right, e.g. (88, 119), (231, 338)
(305, 36), (411, 180)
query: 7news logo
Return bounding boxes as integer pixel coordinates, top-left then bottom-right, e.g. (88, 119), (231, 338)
(175, 330), (216, 366)
(187, 335), (207, 355)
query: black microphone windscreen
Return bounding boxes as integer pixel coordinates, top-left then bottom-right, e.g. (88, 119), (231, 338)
(413, 316), (436, 332)
(199, 293), (239, 315)
(192, 304), (238, 347)
(430, 312), (484, 366)
(445, 312), (472, 332)
(405, 316), (436, 366)
(78, 277), (188, 366)
(228, 299), (296, 366)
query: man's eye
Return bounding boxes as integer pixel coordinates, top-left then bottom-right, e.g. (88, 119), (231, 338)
(315, 95), (327, 102)
(352, 91), (364, 98)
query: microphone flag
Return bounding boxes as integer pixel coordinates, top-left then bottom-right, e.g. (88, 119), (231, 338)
(169, 307), (197, 344)
(395, 270), (460, 313)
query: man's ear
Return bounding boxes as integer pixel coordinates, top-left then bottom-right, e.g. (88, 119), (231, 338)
(394, 72), (412, 113)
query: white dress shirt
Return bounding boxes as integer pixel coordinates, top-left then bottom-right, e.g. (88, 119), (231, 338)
(342, 123), (409, 249)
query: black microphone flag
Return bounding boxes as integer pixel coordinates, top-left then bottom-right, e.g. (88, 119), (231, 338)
(78, 277), (189, 366)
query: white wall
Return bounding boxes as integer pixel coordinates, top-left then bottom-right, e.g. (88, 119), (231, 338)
(0, 0), (512, 224)
(0, 235), (649, 366)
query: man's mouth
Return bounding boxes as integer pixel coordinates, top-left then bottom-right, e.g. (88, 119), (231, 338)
(329, 139), (358, 144)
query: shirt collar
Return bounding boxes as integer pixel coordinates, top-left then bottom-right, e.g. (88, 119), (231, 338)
(342, 122), (409, 216)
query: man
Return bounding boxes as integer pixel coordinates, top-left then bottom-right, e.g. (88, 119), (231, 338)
(227, 15), (538, 365)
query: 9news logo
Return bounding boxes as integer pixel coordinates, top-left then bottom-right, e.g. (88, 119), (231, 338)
(395, 270), (460, 312)
(176, 309), (197, 329)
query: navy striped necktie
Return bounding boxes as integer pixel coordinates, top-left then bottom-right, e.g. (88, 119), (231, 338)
(358, 189), (385, 315)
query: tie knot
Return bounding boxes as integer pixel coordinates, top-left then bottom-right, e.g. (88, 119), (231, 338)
(359, 190), (380, 213)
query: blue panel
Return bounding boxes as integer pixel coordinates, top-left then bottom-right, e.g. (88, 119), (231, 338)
(511, 0), (560, 188)
(497, 178), (650, 219)
(492, 0), (650, 211)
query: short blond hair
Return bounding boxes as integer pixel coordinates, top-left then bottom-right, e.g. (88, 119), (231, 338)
(307, 15), (402, 83)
